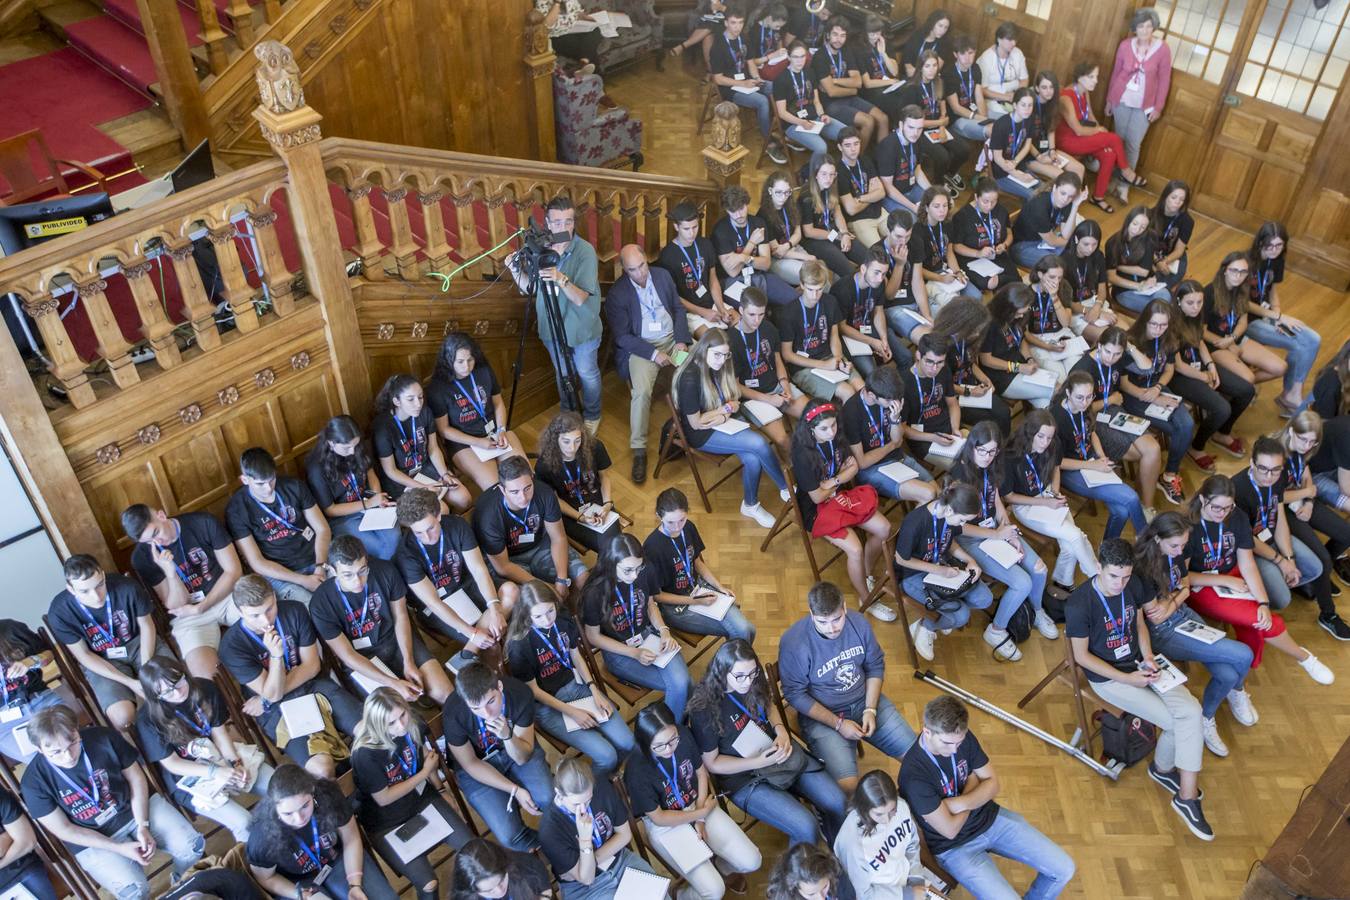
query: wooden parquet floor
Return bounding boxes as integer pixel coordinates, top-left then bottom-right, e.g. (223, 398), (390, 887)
(511, 56), (1350, 898)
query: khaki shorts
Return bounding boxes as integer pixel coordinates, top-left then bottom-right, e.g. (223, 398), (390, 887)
(170, 597), (241, 654)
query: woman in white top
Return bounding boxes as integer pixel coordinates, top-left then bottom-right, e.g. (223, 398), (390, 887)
(537, 0), (601, 72)
(1105, 8), (1173, 203)
(976, 22), (1028, 119)
(834, 770), (926, 900)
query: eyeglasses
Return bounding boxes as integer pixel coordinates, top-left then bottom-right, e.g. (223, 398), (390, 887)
(157, 676), (186, 700)
(770, 188), (792, 197)
(973, 445), (999, 457)
(1252, 463), (1283, 476)
(617, 563), (646, 578)
(1205, 500), (1235, 514)
(651, 734), (681, 753)
(1226, 267), (1250, 277)
(728, 668), (759, 684)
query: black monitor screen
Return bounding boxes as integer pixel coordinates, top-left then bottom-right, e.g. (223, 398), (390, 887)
(170, 140), (213, 194)
(0, 193), (115, 257)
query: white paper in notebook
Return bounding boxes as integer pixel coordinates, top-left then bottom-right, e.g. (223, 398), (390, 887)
(1144, 402), (1174, 420)
(614, 866), (672, 900)
(899, 307), (931, 325)
(842, 336), (874, 356)
(1050, 335), (1090, 359)
(1009, 171), (1040, 189)
(743, 399), (783, 424)
(958, 390), (993, 409)
(978, 539), (1022, 569)
(1020, 367), (1058, 388)
(730, 719), (774, 757)
(883, 81), (902, 93)
(350, 656), (397, 695)
(1080, 469), (1123, 487)
(730, 85), (760, 95)
(358, 506), (399, 531)
(646, 822), (714, 874)
(689, 591), (736, 621)
(413, 472), (441, 486)
(967, 257), (1004, 279)
(444, 588), (484, 626)
(923, 569), (970, 590)
(472, 443), (513, 462)
(1174, 619), (1225, 644)
(1140, 281), (1171, 296)
(1017, 504), (1069, 528)
(640, 633), (682, 669)
(562, 695), (611, 732)
(810, 367), (850, 384)
(280, 694), (325, 737)
(579, 510), (621, 534)
(1213, 582), (1256, 601)
(0, 883), (38, 900)
(1146, 654), (1188, 694)
(686, 314), (728, 333)
(877, 460), (920, 485)
(766, 50), (788, 65)
(385, 805), (455, 864)
(925, 436), (966, 459)
(712, 417), (750, 435)
(723, 280), (747, 302)
(796, 120), (824, 135)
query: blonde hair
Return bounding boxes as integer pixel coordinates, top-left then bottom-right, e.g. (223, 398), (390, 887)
(800, 259), (829, 289)
(554, 756), (594, 796)
(352, 687), (423, 753)
(1283, 409), (1324, 455)
(673, 329), (741, 414)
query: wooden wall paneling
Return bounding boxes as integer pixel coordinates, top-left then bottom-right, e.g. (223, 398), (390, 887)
(157, 431), (234, 510)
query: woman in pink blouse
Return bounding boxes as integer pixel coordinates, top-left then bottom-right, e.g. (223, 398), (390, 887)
(1106, 8), (1173, 203)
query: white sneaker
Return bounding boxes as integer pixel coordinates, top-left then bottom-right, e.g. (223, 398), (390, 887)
(1201, 717), (1229, 757)
(780, 486), (791, 502)
(1227, 689), (1259, 726)
(983, 624), (1022, 661)
(584, 418), (601, 437)
(866, 575), (877, 593)
(1299, 652), (1335, 685)
(910, 620), (936, 661)
(740, 502), (777, 528)
(865, 601), (897, 622)
(1033, 609), (1060, 640)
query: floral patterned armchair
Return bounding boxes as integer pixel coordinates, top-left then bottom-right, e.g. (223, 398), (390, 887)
(577, 0), (663, 71)
(553, 67), (643, 169)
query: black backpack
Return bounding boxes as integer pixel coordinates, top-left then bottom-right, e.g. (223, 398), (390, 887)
(658, 420), (684, 461)
(1095, 710), (1158, 767)
(1004, 600), (1034, 643)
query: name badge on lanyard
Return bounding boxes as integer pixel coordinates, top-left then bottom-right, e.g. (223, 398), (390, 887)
(503, 495), (535, 546)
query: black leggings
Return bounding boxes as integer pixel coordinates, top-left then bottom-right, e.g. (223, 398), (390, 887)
(1308, 497), (1350, 559)
(551, 30), (604, 64)
(918, 133), (975, 182)
(1288, 514), (1338, 617)
(1170, 367), (1255, 448)
(801, 236), (868, 278)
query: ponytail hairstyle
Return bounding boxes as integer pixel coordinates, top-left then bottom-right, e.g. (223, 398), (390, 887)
(1135, 511), (1192, 594)
(1312, 341), (1350, 418)
(449, 838), (513, 900)
(374, 373), (421, 417)
(950, 419), (1005, 489)
(689, 639), (767, 737)
(309, 415), (370, 493)
(1187, 474), (1235, 523)
(766, 843), (842, 900)
(1008, 409), (1062, 484)
(1209, 251), (1250, 321)
(790, 400), (842, 484)
(849, 770), (901, 838)
(934, 480), (981, 518)
(579, 533), (645, 635)
(1169, 278), (1207, 348)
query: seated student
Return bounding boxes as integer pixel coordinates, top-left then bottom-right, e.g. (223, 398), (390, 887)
(581, 534), (694, 719)
(23, 707), (204, 900)
(1066, 539), (1211, 838)
(765, 843), (845, 900)
(837, 128), (889, 248)
(811, 19), (887, 147)
(772, 41), (847, 160)
(780, 260), (865, 403)
(136, 657), (274, 841)
(757, 172), (818, 286)
(875, 107), (932, 215)
(310, 535), (453, 705)
(441, 661), (554, 852)
(709, 8), (787, 165)
(656, 203), (737, 336)
(449, 837), (554, 900)
(951, 178), (1018, 292)
(1104, 206), (1163, 315)
(1282, 411), (1350, 603)
(930, 297), (1011, 436)
(748, 3), (788, 67)
(901, 8), (950, 78)
(0, 783), (59, 900)
(1184, 476), (1332, 683)
(625, 701), (760, 899)
(227, 446), (331, 606)
(1024, 256), (1085, 380)
(1311, 414), (1350, 516)
(672, 0), (726, 65)
(307, 417), (402, 565)
(539, 757), (659, 898)
(1068, 325), (1156, 465)
(902, 333), (964, 470)
(1028, 70), (1086, 181)
(946, 35), (991, 144)
(894, 482), (995, 661)
(1247, 222), (1322, 414)
(1203, 252), (1287, 393)
(1010, 171), (1085, 269)
(1052, 371), (1148, 538)
(910, 187), (981, 309)
(674, 329), (788, 529)
(123, 503), (242, 679)
(900, 695), (1074, 894)
(860, 15), (905, 123)
(712, 185), (798, 308)
(473, 456), (590, 604)
(1151, 180), (1195, 286)
(506, 581), (635, 776)
(977, 22), (1028, 118)
(395, 487), (515, 654)
(1134, 513), (1259, 758)
(534, 411), (626, 553)
(779, 581), (918, 792)
(1004, 411), (1102, 592)
(1056, 61), (1148, 214)
(1120, 300), (1195, 505)
(1309, 342), (1350, 421)
(842, 365), (938, 505)
(351, 689), (471, 900)
(799, 156), (870, 276)
(641, 496), (757, 647)
(1171, 280), (1256, 472)
(948, 422), (1059, 661)
(47, 554), (162, 731)
(988, 88), (1051, 201)
(218, 575), (364, 778)
(791, 401), (897, 620)
(727, 286), (808, 450)
(247, 763), (397, 900)
(0, 619), (75, 763)
(834, 770), (925, 900)
(690, 640), (847, 846)
(878, 209), (928, 365)
(832, 247), (895, 376)
(896, 52), (974, 193)
(427, 332), (529, 491)
(162, 866), (265, 900)
(979, 283), (1056, 409)
(1059, 219), (1119, 344)
(371, 374), (470, 509)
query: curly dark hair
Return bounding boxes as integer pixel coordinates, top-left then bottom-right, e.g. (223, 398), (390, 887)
(535, 411), (596, 484)
(766, 842), (841, 900)
(308, 415), (370, 495)
(431, 331), (489, 385)
(249, 765), (350, 851)
(689, 639), (769, 738)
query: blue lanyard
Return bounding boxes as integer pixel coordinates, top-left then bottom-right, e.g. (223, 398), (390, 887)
(1144, 338), (1164, 386)
(558, 802), (604, 848)
(854, 278), (875, 326)
(998, 54), (1011, 84)
(845, 160), (867, 195)
(979, 211), (998, 248)
(1006, 323), (1023, 348)
(417, 531), (445, 580)
(1226, 307), (1237, 334)
(615, 583), (642, 637)
(714, 378), (727, 406)
(921, 742), (959, 797)
(817, 439), (838, 479)
(251, 494), (299, 533)
(1050, 202), (1068, 227)
(953, 338), (967, 372)
(676, 241), (704, 287)
(501, 497), (533, 532)
(733, 221), (750, 250)
(790, 69), (809, 107)
(1163, 215), (1179, 244)
(1165, 553), (1182, 591)
(158, 522), (195, 586)
(394, 414), (423, 469)
(927, 224), (945, 263)
(1200, 519), (1225, 570)
(532, 624), (574, 671)
(862, 400), (887, 445)
(781, 205), (791, 238)
(398, 734), (418, 777)
(339, 584), (372, 634)
(760, 23), (776, 52)
(898, 136), (916, 178)
(50, 753), (101, 808)
(343, 472), (363, 503)
(173, 705), (212, 738)
(829, 47), (846, 77)
(1033, 288), (1054, 330)
(71, 597), (117, 649)
(293, 818), (323, 872)
(1249, 471), (1274, 531)
(874, 47), (888, 74)
(475, 698), (509, 752)
(1092, 582), (1127, 641)
(1009, 116), (1025, 154)
(800, 300), (820, 343)
(980, 470), (992, 518)
(656, 753), (685, 809)
(742, 327), (762, 373)
(454, 373), (488, 423)
(930, 513), (948, 563)
(1093, 354), (1113, 397)
(668, 527), (694, 582)
(1257, 264), (1272, 302)
(1070, 409), (1090, 458)
(725, 35), (744, 72)
(1076, 259), (1092, 298)
(958, 65), (974, 101)
(242, 617), (292, 671)
(820, 187), (832, 229)
(1025, 454), (1043, 495)
(913, 371), (935, 412)
(1288, 453), (1305, 487)
(921, 80), (936, 113)
(562, 460), (587, 506)
(725, 692), (770, 732)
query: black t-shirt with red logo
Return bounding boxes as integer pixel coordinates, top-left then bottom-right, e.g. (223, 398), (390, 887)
(830, 275), (883, 335)
(790, 437), (851, 531)
(130, 511), (231, 596)
(218, 600), (315, 698)
(352, 734), (435, 833)
(899, 731), (996, 855)
(1065, 575), (1152, 682)
(902, 366), (954, 437)
(308, 558), (406, 651)
(1069, 352), (1121, 404)
(47, 575), (150, 658)
(536, 441), (613, 512)
(0, 620), (46, 707)
(780, 298), (841, 368)
(1185, 512), (1255, 574)
(981, 322), (1028, 393)
(583, 568), (663, 642)
(507, 612), (584, 697)
(642, 523), (707, 598)
(22, 727), (137, 846)
(1061, 249), (1107, 305)
(426, 364), (502, 438)
(472, 483), (563, 559)
(441, 675), (536, 761)
(540, 777), (625, 878)
(894, 504), (963, 571)
(225, 478), (319, 572)
(395, 513), (483, 600)
(656, 238), (718, 307)
(727, 322), (782, 392)
(623, 726), (701, 816)
(246, 780), (349, 878)
(371, 408), (439, 489)
(691, 689), (776, 792)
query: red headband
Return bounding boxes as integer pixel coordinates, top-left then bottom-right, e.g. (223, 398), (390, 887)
(805, 403), (836, 423)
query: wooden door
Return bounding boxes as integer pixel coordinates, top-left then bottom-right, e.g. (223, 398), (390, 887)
(939, 0), (1054, 62)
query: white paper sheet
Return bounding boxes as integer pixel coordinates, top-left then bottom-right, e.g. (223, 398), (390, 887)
(1106, 412), (1149, 435)
(1147, 654), (1188, 694)
(646, 822), (714, 875)
(686, 314), (728, 333)
(967, 257), (1004, 279)
(883, 81), (902, 93)
(1016, 504), (1069, 528)
(1080, 469), (1123, 487)
(923, 569), (970, 589)
(712, 417), (750, 435)
(842, 336), (874, 357)
(614, 866), (672, 900)
(722, 280), (747, 302)
(578, 510), (621, 534)
(743, 399), (783, 424)
(280, 694), (324, 737)
(1174, 619), (1225, 644)
(810, 367), (850, 384)
(1020, 367), (1058, 388)
(958, 390), (993, 409)
(413, 472), (441, 486)
(385, 805), (455, 863)
(730, 719), (774, 757)
(878, 460), (920, 485)
(730, 85), (760, 95)
(640, 633), (682, 669)
(766, 50), (788, 65)
(444, 588), (484, 627)
(796, 120), (824, 135)
(688, 591), (736, 621)
(1008, 171), (1040, 189)
(978, 539), (1022, 569)
(925, 436), (966, 459)
(562, 695), (611, 732)
(351, 656), (396, 695)
(472, 443), (513, 462)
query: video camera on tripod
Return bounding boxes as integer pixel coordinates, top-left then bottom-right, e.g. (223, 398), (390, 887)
(504, 220), (581, 427)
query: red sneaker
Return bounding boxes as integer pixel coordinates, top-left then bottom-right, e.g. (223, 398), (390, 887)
(1211, 434), (1246, 458)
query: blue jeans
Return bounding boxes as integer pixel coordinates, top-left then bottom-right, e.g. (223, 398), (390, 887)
(786, 118), (846, 161)
(1011, 240), (1058, 269)
(1246, 315), (1322, 392)
(950, 115), (987, 142)
(881, 183), (925, 212)
(532, 680), (636, 775)
(1255, 535), (1322, 611)
(957, 534), (1047, 628)
(732, 85), (773, 137)
(799, 695), (917, 781)
(729, 765), (848, 845)
(297, 851), (397, 900)
(602, 647), (693, 720)
(661, 597), (757, 643)
(1059, 468), (1146, 539)
(935, 808), (1075, 900)
(543, 335), (603, 422)
(857, 453), (934, 501)
(330, 511), (400, 560)
(697, 426), (787, 506)
(3, 856), (57, 900)
(1314, 471), (1343, 506)
(75, 795), (204, 899)
(560, 849), (658, 900)
(267, 566), (315, 607)
(259, 679), (364, 766)
(1114, 289), (1156, 314)
(995, 172), (1040, 200)
(1150, 606), (1253, 718)
(1125, 396), (1196, 473)
(899, 571), (995, 633)
(454, 745), (555, 851)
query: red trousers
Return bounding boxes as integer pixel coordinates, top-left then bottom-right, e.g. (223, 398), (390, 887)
(1187, 568), (1286, 668)
(1056, 127), (1128, 198)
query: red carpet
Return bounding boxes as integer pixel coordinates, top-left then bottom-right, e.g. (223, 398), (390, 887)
(65, 15), (159, 96)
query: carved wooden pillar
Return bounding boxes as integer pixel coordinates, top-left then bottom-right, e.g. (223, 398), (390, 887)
(247, 207), (296, 316)
(524, 10), (558, 162)
(452, 191), (486, 279)
(191, 0), (229, 75)
(23, 293), (95, 408)
(261, 0), (282, 25)
(381, 187), (421, 279)
(122, 258), (182, 367)
(702, 102), (748, 193)
(226, 0), (256, 47)
(208, 226), (261, 332)
(642, 196), (663, 260)
(253, 40), (372, 419)
(166, 240), (223, 350)
(593, 191), (618, 281)
(74, 278), (140, 389)
(347, 184), (387, 280)
(133, 0), (208, 146)
(419, 190), (452, 273)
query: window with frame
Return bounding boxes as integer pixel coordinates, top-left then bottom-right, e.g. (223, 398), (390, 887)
(991, 0), (1054, 20)
(1153, 0), (1250, 84)
(1236, 0), (1349, 120)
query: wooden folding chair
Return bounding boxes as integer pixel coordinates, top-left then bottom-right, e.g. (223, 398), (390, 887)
(651, 394), (745, 513)
(0, 755), (100, 900)
(39, 622), (108, 731)
(696, 77), (722, 134)
(1016, 632), (1120, 759)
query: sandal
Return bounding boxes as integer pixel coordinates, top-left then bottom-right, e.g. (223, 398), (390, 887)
(1126, 173), (1148, 188)
(1088, 195), (1115, 214)
(668, 44), (684, 57)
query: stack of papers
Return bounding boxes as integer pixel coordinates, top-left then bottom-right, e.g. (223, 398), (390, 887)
(878, 460), (920, 485)
(842, 336), (874, 357)
(359, 507), (398, 531)
(811, 367), (850, 384)
(443, 588), (485, 626)
(1048, 335), (1090, 359)
(978, 539), (1021, 568)
(386, 807), (456, 863)
(1020, 367), (1058, 388)
(1104, 412), (1149, 435)
(797, 120), (824, 135)
(730, 85), (760, 95)
(959, 390), (993, 409)
(351, 656), (397, 695)
(1145, 393), (1182, 420)
(1008, 171), (1040, 189)
(686, 314), (728, 332)
(473, 443), (513, 462)
(723, 280), (748, 303)
(280, 694), (324, 737)
(639, 633), (682, 669)
(1017, 504), (1069, 528)
(967, 257), (1004, 279)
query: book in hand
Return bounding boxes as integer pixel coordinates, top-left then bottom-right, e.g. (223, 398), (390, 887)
(614, 866), (672, 900)
(443, 588), (485, 626)
(1213, 582), (1256, 601)
(1080, 468), (1123, 487)
(1008, 170), (1040, 189)
(925, 435), (966, 459)
(1103, 411), (1149, 435)
(688, 590), (736, 621)
(923, 568), (971, 590)
(1175, 619), (1225, 644)
(1144, 393), (1183, 420)
(842, 336), (874, 357)
(359, 506), (398, 531)
(472, 441), (513, 462)
(730, 719), (774, 757)
(646, 822), (714, 875)
(413, 472), (441, 486)
(978, 538), (1021, 569)
(562, 695), (611, 732)
(878, 460), (920, 485)
(639, 633), (682, 669)
(797, 119), (825, 135)
(1144, 654), (1188, 694)
(578, 508), (621, 534)
(743, 399), (783, 424)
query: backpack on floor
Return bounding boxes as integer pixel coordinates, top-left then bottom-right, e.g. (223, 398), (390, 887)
(658, 419), (684, 461)
(1004, 600), (1034, 643)
(1095, 710), (1158, 767)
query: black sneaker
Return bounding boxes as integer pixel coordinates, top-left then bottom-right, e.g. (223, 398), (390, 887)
(766, 142), (788, 165)
(1148, 763), (1182, 795)
(1332, 580), (1342, 597)
(1171, 795), (1215, 841)
(1335, 556), (1350, 585)
(1319, 613), (1350, 641)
